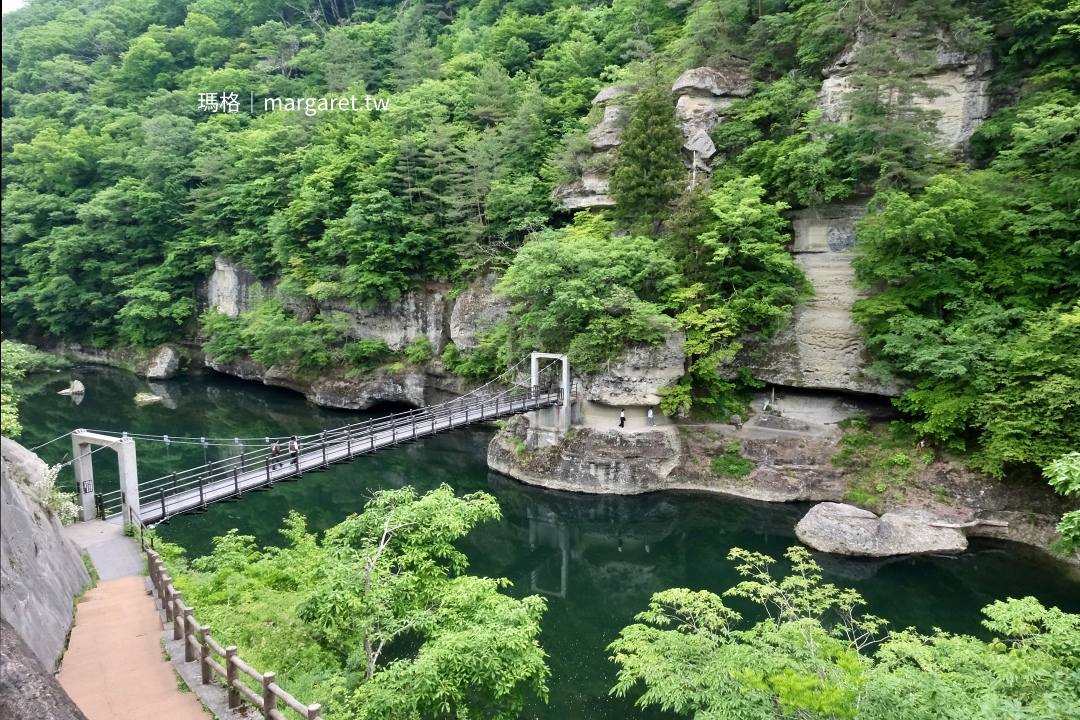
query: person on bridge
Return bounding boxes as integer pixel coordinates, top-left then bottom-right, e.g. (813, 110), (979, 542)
(619, 410), (626, 428)
(270, 440), (282, 468)
(289, 436), (300, 466)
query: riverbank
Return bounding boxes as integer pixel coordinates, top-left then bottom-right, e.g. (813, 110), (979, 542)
(489, 410), (1080, 567)
(27, 348), (1079, 567)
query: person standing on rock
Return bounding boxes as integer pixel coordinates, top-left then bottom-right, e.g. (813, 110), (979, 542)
(619, 410), (626, 428)
(647, 407), (655, 427)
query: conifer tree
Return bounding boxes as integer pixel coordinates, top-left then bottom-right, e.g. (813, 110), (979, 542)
(609, 85), (686, 232)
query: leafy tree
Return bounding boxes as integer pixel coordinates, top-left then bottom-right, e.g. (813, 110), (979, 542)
(167, 486), (549, 720)
(1044, 452), (1080, 556)
(663, 177), (809, 416)
(0, 340), (68, 437)
(852, 101), (1080, 474)
(497, 213), (680, 371)
(611, 546), (1080, 719)
(609, 84), (685, 231)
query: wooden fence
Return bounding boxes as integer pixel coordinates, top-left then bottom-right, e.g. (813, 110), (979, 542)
(146, 548), (322, 720)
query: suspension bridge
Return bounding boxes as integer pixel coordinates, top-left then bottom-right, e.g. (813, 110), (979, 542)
(52, 353), (574, 526)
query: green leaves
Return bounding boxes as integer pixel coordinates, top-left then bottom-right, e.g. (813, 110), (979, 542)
(497, 213), (680, 371)
(164, 486), (548, 720)
(609, 84), (686, 231)
(852, 99), (1080, 475)
(1044, 452), (1080, 555)
(612, 547), (1080, 720)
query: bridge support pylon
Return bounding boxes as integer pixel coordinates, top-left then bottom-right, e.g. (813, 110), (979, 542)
(528, 353), (573, 449)
(72, 430), (139, 523)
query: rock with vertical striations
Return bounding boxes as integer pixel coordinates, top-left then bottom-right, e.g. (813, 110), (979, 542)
(1, 438), (91, 672)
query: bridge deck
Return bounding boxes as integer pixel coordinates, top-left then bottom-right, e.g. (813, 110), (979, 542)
(130, 391), (560, 524)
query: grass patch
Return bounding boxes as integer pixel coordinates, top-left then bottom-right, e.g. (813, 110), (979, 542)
(174, 669), (192, 693)
(81, 552), (99, 589)
(711, 442), (754, 480)
(834, 420), (934, 512)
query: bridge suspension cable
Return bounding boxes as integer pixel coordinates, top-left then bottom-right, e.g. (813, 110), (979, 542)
(111, 355), (570, 523)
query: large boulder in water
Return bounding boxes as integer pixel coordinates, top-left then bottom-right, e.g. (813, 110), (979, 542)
(144, 345), (181, 379)
(796, 502), (967, 557)
(57, 380), (85, 396)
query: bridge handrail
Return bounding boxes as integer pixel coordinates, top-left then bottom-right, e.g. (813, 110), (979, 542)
(131, 380), (575, 522)
(138, 382), (567, 492)
(146, 548), (321, 720)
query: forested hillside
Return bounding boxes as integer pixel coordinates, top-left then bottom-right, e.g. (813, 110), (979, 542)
(2, 0), (1078, 476)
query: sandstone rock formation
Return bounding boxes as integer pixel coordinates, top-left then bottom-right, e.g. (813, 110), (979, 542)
(795, 502), (968, 556)
(449, 273), (511, 352)
(554, 65), (752, 208)
(202, 255), (265, 317)
(201, 267), (507, 408)
(1, 619), (88, 720)
(144, 345), (181, 379)
(671, 65), (750, 168)
(489, 420), (683, 495)
(819, 46), (992, 150)
(58, 380), (86, 396)
(580, 333), (686, 407)
(1, 438), (91, 671)
(720, 203), (904, 396)
(588, 105), (627, 151)
(552, 170), (616, 210)
(318, 282), (451, 353)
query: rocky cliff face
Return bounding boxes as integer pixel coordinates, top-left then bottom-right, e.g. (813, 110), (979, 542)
(1, 438), (91, 672)
(200, 255), (268, 317)
(554, 65), (751, 209)
(201, 264), (510, 408)
(1, 619), (88, 720)
(819, 47), (992, 150)
(489, 413), (1077, 560)
(720, 203), (904, 396)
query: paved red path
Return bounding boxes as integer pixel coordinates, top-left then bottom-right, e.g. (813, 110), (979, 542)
(58, 568), (207, 718)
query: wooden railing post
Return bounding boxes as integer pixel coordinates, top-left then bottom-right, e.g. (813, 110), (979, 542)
(200, 626), (212, 684)
(308, 703), (323, 719)
(162, 575), (174, 621)
(173, 592), (184, 640)
(263, 671), (276, 720)
(184, 608), (196, 662)
(225, 646), (240, 708)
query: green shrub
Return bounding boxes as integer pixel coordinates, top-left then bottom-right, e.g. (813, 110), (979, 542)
(712, 454), (754, 479)
(403, 337), (434, 365)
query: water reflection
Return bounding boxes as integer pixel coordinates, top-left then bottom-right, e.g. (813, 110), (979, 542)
(15, 367), (1080, 720)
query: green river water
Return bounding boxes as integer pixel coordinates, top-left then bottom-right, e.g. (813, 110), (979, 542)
(17, 366), (1080, 719)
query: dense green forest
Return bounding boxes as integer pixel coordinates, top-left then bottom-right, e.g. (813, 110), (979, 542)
(2, 0), (1077, 470)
